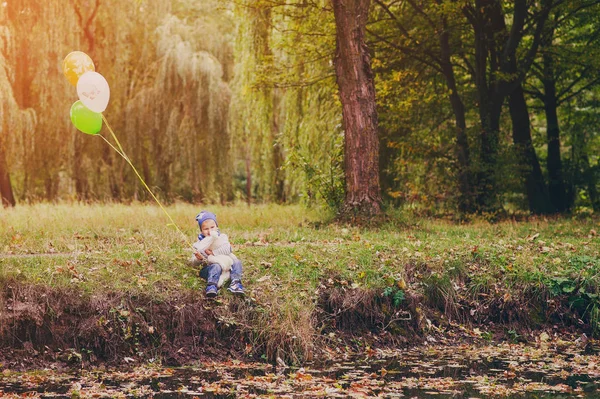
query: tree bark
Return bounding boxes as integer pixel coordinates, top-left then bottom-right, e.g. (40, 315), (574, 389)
(439, 21), (474, 213)
(508, 85), (555, 214)
(541, 50), (569, 212)
(332, 0), (382, 217)
(0, 149), (16, 207)
(245, 146), (252, 205)
(465, 0), (552, 213)
(71, 0), (101, 200)
(582, 155), (599, 212)
(73, 135), (89, 200)
(572, 127), (599, 212)
(466, 0), (504, 212)
(272, 115), (286, 203)
(501, 0), (553, 214)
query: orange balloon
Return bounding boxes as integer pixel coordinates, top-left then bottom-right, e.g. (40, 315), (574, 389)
(62, 51), (95, 86)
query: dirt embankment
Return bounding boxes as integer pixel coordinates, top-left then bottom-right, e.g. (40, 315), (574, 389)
(0, 275), (593, 370)
(0, 279), (230, 369)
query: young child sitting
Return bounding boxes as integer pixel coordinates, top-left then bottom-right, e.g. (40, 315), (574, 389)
(190, 210), (245, 298)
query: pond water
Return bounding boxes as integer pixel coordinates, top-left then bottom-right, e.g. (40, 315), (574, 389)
(1, 341), (600, 398)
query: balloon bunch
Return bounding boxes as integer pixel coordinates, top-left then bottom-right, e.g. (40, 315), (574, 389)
(64, 51), (109, 135)
(63, 51), (192, 248)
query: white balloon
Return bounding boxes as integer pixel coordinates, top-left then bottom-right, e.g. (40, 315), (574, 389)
(76, 71), (110, 113)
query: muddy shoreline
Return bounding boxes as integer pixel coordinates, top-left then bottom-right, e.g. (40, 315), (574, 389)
(0, 277), (593, 371)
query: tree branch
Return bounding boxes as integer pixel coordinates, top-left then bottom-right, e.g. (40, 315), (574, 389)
(86, 0), (101, 27)
(504, 0), (527, 58)
(405, 0), (437, 30)
(514, 0), (553, 86)
(522, 86), (544, 101)
(367, 29), (444, 74)
(373, 0), (414, 40)
(558, 76), (600, 106)
(70, 0), (101, 54)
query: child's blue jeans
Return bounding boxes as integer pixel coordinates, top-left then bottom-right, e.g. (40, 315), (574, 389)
(199, 259), (243, 286)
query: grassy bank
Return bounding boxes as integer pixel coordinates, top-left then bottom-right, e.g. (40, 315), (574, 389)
(0, 203), (599, 365)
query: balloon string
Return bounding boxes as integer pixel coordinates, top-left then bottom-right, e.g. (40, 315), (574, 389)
(99, 134), (126, 158)
(99, 115), (194, 250)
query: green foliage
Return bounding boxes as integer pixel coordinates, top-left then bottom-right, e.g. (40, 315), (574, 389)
(369, 2), (467, 210)
(1, 0), (600, 214)
(540, 255), (600, 334)
(370, 0), (600, 214)
(0, 0), (237, 202)
(230, 0), (341, 206)
(229, 2), (278, 202)
(382, 286), (405, 308)
(283, 132), (345, 210)
(507, 328), (521, 343)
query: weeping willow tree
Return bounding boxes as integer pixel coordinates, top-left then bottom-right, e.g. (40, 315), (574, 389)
(231, 0), (343, 207)
(80, 0), (233, 202)
(125, 12), (233, 202)
(275, 1), (343, 207)
(4, 0), (343, 205)
(2, 0), (81, 201)
(230, 1), (279, 203)
(2, 0), (137, 201)
(1, 0), (234, 202)
(0, 6), (37, 206)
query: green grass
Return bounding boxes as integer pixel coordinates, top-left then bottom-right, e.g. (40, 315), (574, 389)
(1, 203), (598, 295)
(0, 203), (328, 293)
(1, 203), (600, 359)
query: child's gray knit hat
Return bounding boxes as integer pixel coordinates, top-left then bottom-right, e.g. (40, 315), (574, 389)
(195, 210), (218, 228)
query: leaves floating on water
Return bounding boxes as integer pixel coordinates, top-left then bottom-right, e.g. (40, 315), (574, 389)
(3, 341), (600, 397)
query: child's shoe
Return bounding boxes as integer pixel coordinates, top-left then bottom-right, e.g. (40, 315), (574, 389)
(205, 284), (218, 298)
(228, 280), (245, 295)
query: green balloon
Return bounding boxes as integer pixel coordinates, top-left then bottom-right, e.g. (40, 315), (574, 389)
(70, 100), (102, 135)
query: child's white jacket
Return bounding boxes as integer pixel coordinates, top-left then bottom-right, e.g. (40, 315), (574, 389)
(190, 231), (237, 287)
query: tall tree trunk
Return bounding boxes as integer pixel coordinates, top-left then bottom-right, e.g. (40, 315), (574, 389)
(0, 149), (16, 207)
(71, 0), (101, 200)
(467, 0), (504, 213)
(541, 50), (569, 212)
(465, 0), (551, 213)
(272, 112), (286, 203)
(582, 156), (599, 212)
(508, 85), (555, 214)
(245, 146), (252, 205)
(332, 0), (382, 217)
(572, 126), (599, 212)
(476, 99), (503, 212)
(439, 22), (473, 213)
(73, 135), (89, 200)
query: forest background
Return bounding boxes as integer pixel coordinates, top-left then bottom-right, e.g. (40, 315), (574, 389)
(1, 0), (599, 216)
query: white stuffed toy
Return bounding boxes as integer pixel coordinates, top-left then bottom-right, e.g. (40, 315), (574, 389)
(191, 230), (237, 287)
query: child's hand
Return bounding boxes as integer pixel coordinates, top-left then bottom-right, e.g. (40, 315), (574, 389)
(205, 249), (214, 256)
(194, 252), (203, 261)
